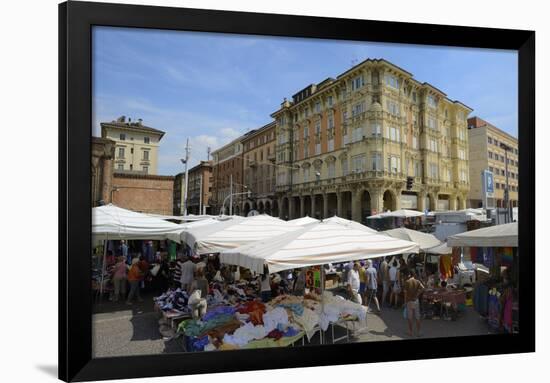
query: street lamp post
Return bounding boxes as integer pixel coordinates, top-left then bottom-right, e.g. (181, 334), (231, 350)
(500, 142), (512, 222)
(221, 190), (251, 216)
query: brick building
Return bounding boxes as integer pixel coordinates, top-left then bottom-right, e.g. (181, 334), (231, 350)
(112, 173), (174, 215)
(211, 138), (245, 215)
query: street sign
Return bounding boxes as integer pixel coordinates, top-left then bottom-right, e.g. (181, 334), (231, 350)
(481, 169), (494, 209)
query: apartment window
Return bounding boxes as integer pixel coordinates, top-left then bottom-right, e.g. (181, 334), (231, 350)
(495, 182), (500, 189)
(315, 101), (321, 113)
(412, 92), (417, 102)
(293, 130), (299, 141)
(351, 75), (364, 90)
(389, 156), (400, 174)
(488, 137), (493, 144)
(372, 123), (382, 137)
(144, 137), (150, 144)
(429, 139), (437, 152)
(293, 148), (298, 161)
(352, 102), (365, 116)
(328, 115), (334, 129)
(458, 149), (465, 160)
(389, 126), (400, 142)
(371, 152), (382, 171)
(488, 151), (493, 159)
(429, 163), (438, 178)
(327, 162), (336, 178)
(386, 100), (400, 116)
(460, 169), (468, 182)
(446, 168), (452, 182)
(514, 148), (518, 155)
(427, 95), (437, 108)
(343, 110), (348, 121)
(352, 154), (366, 173)
(130, 148), (134, 154)
(120, 133), (126, 140)
(458, 129), (465, 140)
(143, 166), (148, 174)
(501, 169), (506, 176)
(315, 143), (321, 155)
(412, 136), (418, 149)
(117, 164), (124, 171)
(315, 121), (321, 135)
(385, 74), (399, 89)
(304, 108), (309, 118)
(427, 117), (436, 130)
(143, 150), (149, 161)
(342, 157), (349, 176)
(130, 164), (133, 170)
(303, 168), (310, 182)
(304, 144), (309, 158)
(328, 138), (334, 152)
(118, 147), (125, 158)
(327, 95), (333, 107)
(500, 155), (505, 162)
(489, 166), (494, 172)
(303, 126), (309, 139)
(352, 126), (364, 143)
(494, 139), (499, 146)
(414, 161), (422, 177)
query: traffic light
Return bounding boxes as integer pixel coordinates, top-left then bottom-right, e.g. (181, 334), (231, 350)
(406, 176), (414, 190)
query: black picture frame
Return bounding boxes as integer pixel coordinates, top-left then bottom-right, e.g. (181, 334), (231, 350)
(59, 1), (535, 381)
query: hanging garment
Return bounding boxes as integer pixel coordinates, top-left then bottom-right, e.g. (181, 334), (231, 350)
(484, 248), (495, 268)
(452, 247), (461, 266)
(501, 247), (514, 267)
(439, 255), (453, 279)
(470, 247), (479, 264)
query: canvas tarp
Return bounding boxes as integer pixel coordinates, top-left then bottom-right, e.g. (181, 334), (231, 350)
(182, 215), (302, 254)
(447, 222), (518, 248)
(383, 228), (441, 251)
(288, 216), (319, 226)
(367, 209), (425, 219)
(322, 216), (378, 233)
(220, 221), (420, 274)
(92, 204), (184, 242)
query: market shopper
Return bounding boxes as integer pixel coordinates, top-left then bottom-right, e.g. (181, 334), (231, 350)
(347, 262), (362, 304)
(365, 260), (381, 313)
(389, 260), (401, 308)
(359, 262), (367, 303)
(260, 269), (272, 303)
(189, 268), (209, 299)
(379, 256), (391, 307)
(120, 240), (130, 265)
(112, 256), (127, 302)
(126, 258), (144, 305)
(180, 256), (196, 293)
(403, 269), (425, 337)
(293, 269), (306, 296)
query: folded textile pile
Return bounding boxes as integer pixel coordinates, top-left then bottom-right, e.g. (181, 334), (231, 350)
(154, 288), (189, 312)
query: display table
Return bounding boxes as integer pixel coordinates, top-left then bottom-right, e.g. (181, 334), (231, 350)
(329, 316), (362, 344)
(422, 288), (466, 305)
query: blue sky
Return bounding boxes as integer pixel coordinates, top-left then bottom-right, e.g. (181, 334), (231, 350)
(93, 26), (517, 175)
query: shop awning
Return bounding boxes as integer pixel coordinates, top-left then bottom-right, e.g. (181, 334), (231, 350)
(220, 221), (420, 274)
(425, 241), (452, 255)
(288, 216), (320, 226)
(92, 204), (184, 242)
(383, 228), (441, 251)
(183, 215), (303, 254)
(447, 222), (518, 248)
(367, 209), (425, 219)
(322, 216), (378, 233)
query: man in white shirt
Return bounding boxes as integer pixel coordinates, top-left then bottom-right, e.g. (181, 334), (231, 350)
(180, 256), (196, 292)
(347, 262), (362, 304)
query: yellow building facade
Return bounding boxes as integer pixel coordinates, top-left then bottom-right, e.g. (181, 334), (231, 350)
(271, 59), (472, 222)
(467, 116), (519, 208)
(101, 116), (164, 175)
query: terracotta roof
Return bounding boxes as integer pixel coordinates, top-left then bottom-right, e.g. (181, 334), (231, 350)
(101, 121), (165, 139)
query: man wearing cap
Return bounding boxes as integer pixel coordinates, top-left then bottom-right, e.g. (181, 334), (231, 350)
(347, 262), (362, 304)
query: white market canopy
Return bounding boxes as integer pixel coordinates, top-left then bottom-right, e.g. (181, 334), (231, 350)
(383, 228), (441, 251)
(447, 222), (518, 248)
(92, 204), (184, 242)
(288, 216), (320, 226)
(367, 209), (425, 219)
(322, 215), (378, 233)
(145, 213), (216, 222)
(220, 221), (420, 274)
(183, 215), (303, 254)
(425, 241), (453, 255)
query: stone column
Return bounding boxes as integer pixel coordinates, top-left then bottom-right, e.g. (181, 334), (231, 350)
(300, 195), (305, 217)
(370, 189), (384, 215)
(336, 191), (343, 217)
(449, 194), (458, 211)
(323, 193), (329, 219)
(394, 189), (402, 210)
(459, 194), (467, 210)
(417, 191), (426, 212)
(311, 193), (316, 219)
(102, 156), (113, 204)
(278, 197), (284, 219)
(289, 196), (296, 219)
(351, 189), (362, 222)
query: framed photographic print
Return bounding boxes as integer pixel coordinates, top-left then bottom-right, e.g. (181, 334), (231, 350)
(59, 1), (535, 381)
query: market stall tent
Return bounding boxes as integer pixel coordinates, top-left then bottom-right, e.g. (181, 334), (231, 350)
(182, 215), (303, 254)
(367, 209), (425, 219)
(425, 241), (453, 255)
(447, 222), (518, 248)
(92, 204), (184, 242)
(383, 228), (441, 251)
(288, 216), (319, 226)
(322, 215), (378, 233)
(220, 221), (420, 274)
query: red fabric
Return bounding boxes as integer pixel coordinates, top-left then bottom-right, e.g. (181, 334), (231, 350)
(237, 301), (266, 325)
(267, 329), (284, 340)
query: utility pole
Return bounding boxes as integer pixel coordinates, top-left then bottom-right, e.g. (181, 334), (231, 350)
(182, 138), (190, 216)
(207, 147), (211, 161)
(229, 174), (233, 216)
(199, 173), (203, 216)
(500, 142), (511, 222)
